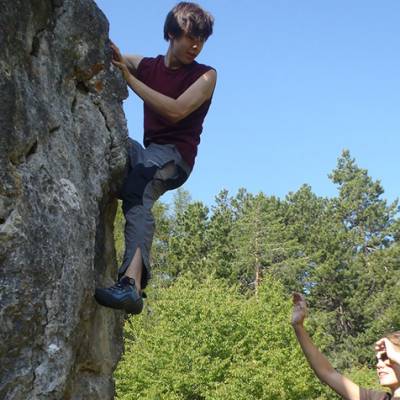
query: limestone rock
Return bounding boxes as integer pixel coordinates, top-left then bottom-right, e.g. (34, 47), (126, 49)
(0, 0), (130, 398)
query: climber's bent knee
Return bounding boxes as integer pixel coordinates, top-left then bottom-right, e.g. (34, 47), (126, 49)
(120, 163), (158, 211)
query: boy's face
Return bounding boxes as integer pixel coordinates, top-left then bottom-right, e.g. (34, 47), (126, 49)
(168, 32), (205, 65)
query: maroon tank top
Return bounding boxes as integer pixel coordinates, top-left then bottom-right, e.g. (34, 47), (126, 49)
(137, 55), (215, 169)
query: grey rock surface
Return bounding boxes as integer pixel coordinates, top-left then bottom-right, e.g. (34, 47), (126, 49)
(0, 0), (130, 398)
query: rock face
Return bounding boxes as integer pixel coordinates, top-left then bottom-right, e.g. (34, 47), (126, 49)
(0, 0), (129, 398)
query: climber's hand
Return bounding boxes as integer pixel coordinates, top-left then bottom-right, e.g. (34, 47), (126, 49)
(112, 59), (131, 81)
(110, 40), (123, 63)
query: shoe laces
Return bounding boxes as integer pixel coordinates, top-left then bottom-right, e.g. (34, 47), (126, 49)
(111, 277), (146, 299)
(112, 278), (146, 298)
(111, 281), (125, 291)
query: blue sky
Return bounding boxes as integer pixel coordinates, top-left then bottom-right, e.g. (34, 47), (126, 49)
(94, 0), (399, 207)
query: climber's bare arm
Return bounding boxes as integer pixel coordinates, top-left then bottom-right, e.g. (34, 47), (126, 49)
(123, 55), (143, 76)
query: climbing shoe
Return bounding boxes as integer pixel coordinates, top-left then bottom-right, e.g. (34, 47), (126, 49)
(94, 276), (144, 314)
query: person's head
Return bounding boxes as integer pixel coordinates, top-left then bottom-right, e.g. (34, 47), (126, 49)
(164, 2), (214, 65)
(164, 2), (214, 42)
(376, 332), (400, 391)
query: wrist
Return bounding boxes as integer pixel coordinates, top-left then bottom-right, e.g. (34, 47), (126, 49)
(125, 71), (137, 85)
(124, 70), (136, 86)
(292, 322), (305, 331)
(392, 354), (400, 365)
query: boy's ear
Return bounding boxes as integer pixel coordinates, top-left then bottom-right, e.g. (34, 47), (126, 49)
(168, 32), (175, 41)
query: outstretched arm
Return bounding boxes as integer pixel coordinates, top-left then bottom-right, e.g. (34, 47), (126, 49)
(292, 293), (361, 400)
(110, 42), (216, 124)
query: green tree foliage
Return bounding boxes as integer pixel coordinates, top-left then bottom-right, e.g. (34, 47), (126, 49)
(205, 189), (236, 280)
(305, 150), (399, 368)
(115, 275), (331, 400)
(231, 193), (291, 292)
(114, 201), (125, 265)
(113, 150), (399, 393)
(172, 187), (192, 218)
(165, 201), (210, 278)
(329, 149), (398, 251)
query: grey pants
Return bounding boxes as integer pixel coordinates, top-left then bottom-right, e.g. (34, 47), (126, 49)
(118, 139), (190, 289)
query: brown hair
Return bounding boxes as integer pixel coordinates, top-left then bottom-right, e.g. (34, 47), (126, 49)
(164, 2), (214, 41)
(387, 331), (400, 348)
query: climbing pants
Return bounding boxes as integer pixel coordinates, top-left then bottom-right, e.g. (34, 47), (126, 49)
(118, 138), (190, 289)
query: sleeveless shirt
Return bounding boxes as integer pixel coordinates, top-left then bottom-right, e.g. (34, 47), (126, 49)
(136, 55), (215, 169)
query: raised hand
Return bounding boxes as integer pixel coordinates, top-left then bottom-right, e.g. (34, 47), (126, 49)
(375, 337), (400, 365)
(110, 40), (123, 62)
(109, 40), (130, 81)
(291, 292), (308, 327)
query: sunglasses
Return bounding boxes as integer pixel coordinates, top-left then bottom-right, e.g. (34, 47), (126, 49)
(376, 352), (389, 363)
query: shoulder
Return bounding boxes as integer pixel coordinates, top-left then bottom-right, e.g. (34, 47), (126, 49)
(137, 55), (163, 80)
(192, 61), (216, 74)
(197, 64), (217, 90)
(189, 61), (217, 85)
(138, 55), (161, 69)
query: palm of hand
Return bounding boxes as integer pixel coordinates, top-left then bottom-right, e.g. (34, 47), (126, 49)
(292, 293), (307, 326)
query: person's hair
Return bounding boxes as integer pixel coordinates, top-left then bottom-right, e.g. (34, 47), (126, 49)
(164, 2), (214, 41)
(387, 332), (400, 348)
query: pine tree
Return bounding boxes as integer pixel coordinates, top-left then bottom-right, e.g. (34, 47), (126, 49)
(206, 189), (236, 280)
(165, 201), (210, 279)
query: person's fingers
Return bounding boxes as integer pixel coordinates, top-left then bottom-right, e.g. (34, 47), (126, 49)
(112, 60), (122, 69)
(111, 48), (121, 58)
(110, 43), (122, 61)
(375, 338), (387, 351)
(112, 60), (128, 76)
(292, 292), (304, 304)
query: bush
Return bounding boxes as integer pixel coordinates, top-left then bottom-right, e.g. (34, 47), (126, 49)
(115, 275), (329, 399)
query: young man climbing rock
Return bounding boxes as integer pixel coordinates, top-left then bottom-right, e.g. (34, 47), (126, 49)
(95, 2), (216, 314)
